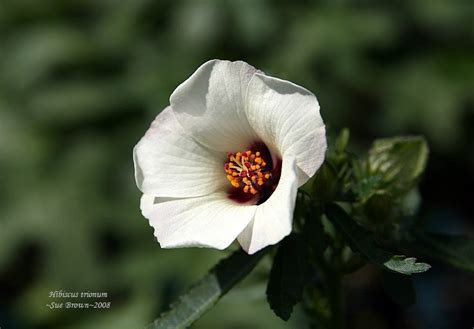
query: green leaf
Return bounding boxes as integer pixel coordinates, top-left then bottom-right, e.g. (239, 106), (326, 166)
(146, 248), (268, 329)
(313, 162), (339, 203)
(325, 204), (430, 275)
(399, 188), (422, 218)
(362, 192), (394, 225)
(368, 136), (429, 192)
(351, 137), (428, 227)
(335, 128), (350, 154)
(407, 232), (474, 272)
(381, 271), (416, 306)
(266, 234), (312, 321)
(383, 255), (431, 274)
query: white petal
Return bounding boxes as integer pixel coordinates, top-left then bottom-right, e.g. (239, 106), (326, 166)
(170, 59), (259, 152)
(140, 193), (256, 250)
(237, 157), (298, 254)
(246, 73), (327, 186)
(134, 107), (226, 198)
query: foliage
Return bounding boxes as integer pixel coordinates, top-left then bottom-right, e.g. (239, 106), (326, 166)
(266, 234), (312, 321)
(325, 204), (430, 275)
(147, 249), (268, 329)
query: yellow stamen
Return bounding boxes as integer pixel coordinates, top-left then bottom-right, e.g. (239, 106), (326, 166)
(224, 148), (272, 196)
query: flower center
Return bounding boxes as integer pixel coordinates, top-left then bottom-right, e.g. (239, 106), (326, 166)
(224, 150), (272, 195)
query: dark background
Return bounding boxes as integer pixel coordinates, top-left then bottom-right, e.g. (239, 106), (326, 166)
(1, 1), (473, 328)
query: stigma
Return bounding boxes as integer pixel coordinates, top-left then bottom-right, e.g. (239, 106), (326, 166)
(224, 150), (272, 195)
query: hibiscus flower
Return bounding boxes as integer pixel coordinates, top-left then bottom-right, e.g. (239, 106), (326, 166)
(134, 60), (326, 254)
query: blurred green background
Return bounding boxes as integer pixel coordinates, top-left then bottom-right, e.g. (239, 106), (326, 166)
(1, 1), (473, 328)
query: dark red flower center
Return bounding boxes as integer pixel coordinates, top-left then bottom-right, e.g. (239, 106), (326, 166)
(225, 142), (281, 205)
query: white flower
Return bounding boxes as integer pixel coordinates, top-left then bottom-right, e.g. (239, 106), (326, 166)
(134, 60), (326, 254)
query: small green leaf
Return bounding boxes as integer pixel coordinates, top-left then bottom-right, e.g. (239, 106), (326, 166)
(407, 232), (474, 272)
(266, 234), (312, 321)
(325, 204), (430, 275)
(313, 162), (339, 203)
(363, 192), (394, 225)
(383, 255), (431, 274)
(352, 171), (384, 203)
(368, 136), (428, 193)
(381, 271), (416, 306)
(146, 248), (268, 329)
(335, 128), (350, 154)
(351, 137), (428, 228)
(399, 188), (422, 218)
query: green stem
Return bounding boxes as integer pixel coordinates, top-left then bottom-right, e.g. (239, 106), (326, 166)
(305, 247), (345, 329)
(304, 205), (346, 329)
(327, 271), (344, 329)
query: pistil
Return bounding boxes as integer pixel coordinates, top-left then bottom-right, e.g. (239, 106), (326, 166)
(224, 150), (272, 195)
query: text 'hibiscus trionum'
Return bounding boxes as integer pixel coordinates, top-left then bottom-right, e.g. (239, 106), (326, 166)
(134, 60), (326, 254)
